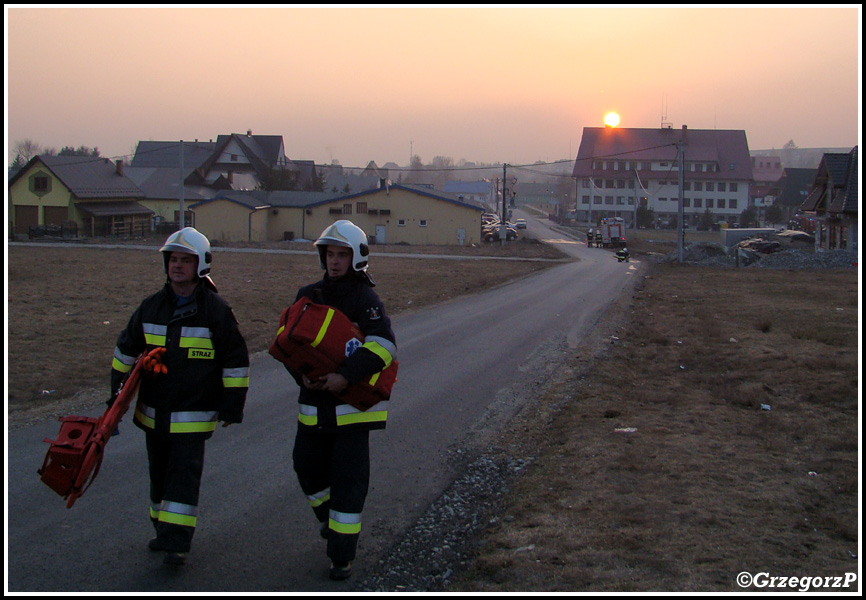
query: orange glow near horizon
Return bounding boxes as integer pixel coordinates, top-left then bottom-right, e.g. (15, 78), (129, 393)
(6, 7), (860, 166)
(604, 112), (621, 128)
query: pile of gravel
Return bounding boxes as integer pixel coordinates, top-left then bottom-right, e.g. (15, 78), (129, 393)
(353, 453), (532, 592)
(745, 248), (857, 269)
(659, 243), (857, 270)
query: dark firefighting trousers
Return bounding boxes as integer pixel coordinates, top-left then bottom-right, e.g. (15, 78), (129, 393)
(293, 428), (370, 563)
(146, 435), (206, 553)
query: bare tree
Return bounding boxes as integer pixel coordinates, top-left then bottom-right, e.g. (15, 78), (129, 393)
(13, 139), (42, 162)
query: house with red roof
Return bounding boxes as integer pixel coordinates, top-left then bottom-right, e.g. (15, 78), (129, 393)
(571, 125), (753, 228)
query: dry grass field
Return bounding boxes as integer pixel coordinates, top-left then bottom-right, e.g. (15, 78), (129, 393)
(452, 262), (860, 592)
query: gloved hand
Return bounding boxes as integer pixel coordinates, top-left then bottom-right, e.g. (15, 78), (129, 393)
(142, 347), (168, 375)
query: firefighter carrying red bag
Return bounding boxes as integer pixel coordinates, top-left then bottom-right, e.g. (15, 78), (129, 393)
(269, 297), (398, 411)
(269, 220), (398, 581)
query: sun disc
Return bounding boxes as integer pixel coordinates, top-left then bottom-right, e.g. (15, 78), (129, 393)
(604, 112), (620, 127)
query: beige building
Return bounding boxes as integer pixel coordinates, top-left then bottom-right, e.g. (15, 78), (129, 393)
(191, 184), (484, 246)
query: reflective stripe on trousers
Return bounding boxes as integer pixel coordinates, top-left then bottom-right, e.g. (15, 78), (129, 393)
(329, 509), (361, 535)
(306, 487), (331, 509)
(153, 500), (198, 528)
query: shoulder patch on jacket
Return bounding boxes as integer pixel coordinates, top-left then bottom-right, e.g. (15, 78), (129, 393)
(367, 306), (382, 321)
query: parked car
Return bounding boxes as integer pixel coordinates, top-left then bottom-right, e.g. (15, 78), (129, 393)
(483, 224), (518, 242)
(514, 218), (527, 229)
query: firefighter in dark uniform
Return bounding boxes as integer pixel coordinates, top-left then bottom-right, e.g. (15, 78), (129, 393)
(110, 227), (250, 566)
(285, 220), (397, 581)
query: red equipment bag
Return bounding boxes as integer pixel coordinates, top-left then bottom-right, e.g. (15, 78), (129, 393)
(38, 347), (166, 508)
(269, 298), (397, 411)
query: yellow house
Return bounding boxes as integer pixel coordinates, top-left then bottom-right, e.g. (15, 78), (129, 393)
(191, 185), (484, 245)
(8, 155), (149, 238)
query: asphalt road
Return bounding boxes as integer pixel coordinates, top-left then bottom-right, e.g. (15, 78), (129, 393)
(6, 211), (642, 592)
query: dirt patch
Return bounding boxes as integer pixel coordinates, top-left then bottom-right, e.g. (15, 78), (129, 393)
(6, 237), (566, 429)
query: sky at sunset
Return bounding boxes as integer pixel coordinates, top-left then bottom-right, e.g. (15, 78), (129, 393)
(5, 5), (862, 169)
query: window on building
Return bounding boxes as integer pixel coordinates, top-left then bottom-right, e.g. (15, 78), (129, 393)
(718, 182), (726, 192)
(605, 179), (615, 188)
(343, 204), (352, 214)
(694, 182), (703, 191)
(730, 183), (738, 192)
(683, 198), (691, 207)
(356, 202), (368, 214)
(419, 219), (428, 227)
(616, 179), (625, 189)
(581, 195), (590, 205)
(694, 198), (702, 208)
(593, 196), (602, 205)
(706, 182), (715, 191)
(616, 196), (625, 205)
(706, 199), (714, 208)
(604, 196), (614, 205)
(683, 181), (691, 191)
(728, 199), (738, 209)
(34, 176), (49, 192)
(659, 197), (668, 202)
(398, 219), (406, 226)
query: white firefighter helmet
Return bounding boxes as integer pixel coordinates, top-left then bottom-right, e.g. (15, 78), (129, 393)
(314, 220), (370, 272)
(160, 227), (212, 278)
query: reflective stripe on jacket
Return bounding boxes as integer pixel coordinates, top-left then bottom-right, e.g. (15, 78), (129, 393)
(289, 274), (396, 433)
(111, 281), (250, 438)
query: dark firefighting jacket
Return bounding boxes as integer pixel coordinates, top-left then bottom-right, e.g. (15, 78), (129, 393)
(287, 273), (397, 433)
(111, 281), (250, 439)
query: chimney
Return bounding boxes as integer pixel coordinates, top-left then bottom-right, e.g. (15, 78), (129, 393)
(247, 129), (252, 137)
(682, 124), (688, 145)
(115, 160), (124, 176)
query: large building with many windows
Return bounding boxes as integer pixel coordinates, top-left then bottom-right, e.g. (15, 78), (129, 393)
(571, 126), (753, 227)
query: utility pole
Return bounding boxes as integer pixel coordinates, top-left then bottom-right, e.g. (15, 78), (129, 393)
(677, 130), (685, 262)
(500, 163), (508, 245)
(633, 168), (639, 234)
(179, 140), (185, 228)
